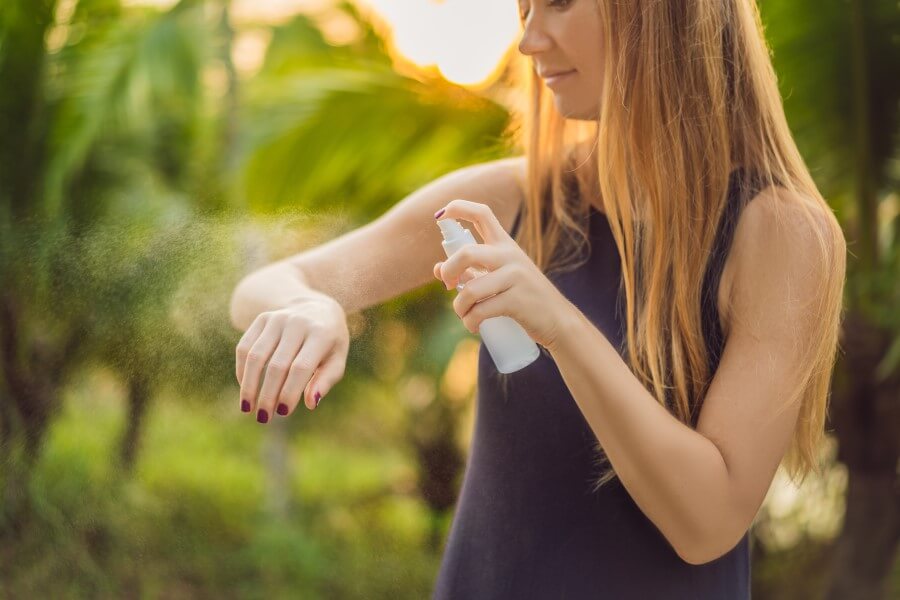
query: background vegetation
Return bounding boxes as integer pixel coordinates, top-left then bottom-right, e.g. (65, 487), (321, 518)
(0, 0), (897, 598)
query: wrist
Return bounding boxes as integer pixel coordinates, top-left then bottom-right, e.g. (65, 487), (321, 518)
(287, 290), (344, 316)
(545, 297), (583, 355)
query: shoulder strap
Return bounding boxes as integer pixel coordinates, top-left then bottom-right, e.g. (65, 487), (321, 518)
(701, 167), (769, 374)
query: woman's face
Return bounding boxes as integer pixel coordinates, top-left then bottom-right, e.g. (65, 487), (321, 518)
(517, 0), (603, 120)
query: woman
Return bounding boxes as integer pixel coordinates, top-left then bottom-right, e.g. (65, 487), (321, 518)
(231, 1), (846, 597)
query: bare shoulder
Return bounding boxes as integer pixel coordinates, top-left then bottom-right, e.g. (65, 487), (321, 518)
(719, 185), (843, 336)
(732, 185), (837, 264)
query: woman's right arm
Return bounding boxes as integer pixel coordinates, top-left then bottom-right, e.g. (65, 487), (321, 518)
(230, 156), (526, 329)
(229, 156), (526, 418)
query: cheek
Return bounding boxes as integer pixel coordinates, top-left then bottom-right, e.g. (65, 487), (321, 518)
(564, 26), (602, 84)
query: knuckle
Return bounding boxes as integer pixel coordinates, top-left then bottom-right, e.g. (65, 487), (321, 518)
(267, 360), (290, 374)
(266, 311), (286, 325)
(246, 351), (264, 364)
(306, 321), (327, 337)
(286, 312), (309, 326)
(294, 357), (318, 372)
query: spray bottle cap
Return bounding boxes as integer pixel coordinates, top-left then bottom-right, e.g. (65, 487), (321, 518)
(437, 217), (477, 257)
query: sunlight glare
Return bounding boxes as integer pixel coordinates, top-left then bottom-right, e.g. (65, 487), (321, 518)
(358, 0), (521, 86)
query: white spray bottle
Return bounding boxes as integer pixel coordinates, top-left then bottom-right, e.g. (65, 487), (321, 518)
(437, 218), (541, 374)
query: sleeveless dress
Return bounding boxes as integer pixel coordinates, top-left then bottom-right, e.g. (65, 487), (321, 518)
(432, 167), (767, 599)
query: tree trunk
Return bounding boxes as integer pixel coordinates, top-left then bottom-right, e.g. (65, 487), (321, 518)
(119, 374), (152, 472)
(0, 291), (85, 525)
(262, 417), (291, 520)
(406, 392), (466, 554)
(826, 310), (900, 599)
(825, 470), (899, 600)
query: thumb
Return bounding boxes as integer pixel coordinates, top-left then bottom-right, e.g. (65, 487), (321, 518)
(304, 352), (345, 410)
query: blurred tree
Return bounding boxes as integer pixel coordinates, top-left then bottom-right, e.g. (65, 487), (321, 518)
(0, 0), (514, 549)
(234, 0), (513, 533)
(0, 0), (224, 527)
(0, 0), (64, 529)
(760, 0), (899, 597)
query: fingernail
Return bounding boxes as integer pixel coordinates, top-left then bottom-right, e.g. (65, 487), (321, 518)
(276, 403), (289, 416)
(257, 409), (268, 424)
(314, 391), (322, 407)
(241, 399), (251, 413)
(434, 208), (445, 219)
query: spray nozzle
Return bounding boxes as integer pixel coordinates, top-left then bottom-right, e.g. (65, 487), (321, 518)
(437, 216), (478, 263)
(436, 217), (467, 242)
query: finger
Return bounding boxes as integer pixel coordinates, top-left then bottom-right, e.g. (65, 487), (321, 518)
(435, 260), (460, 291)
(255, 321), (307, 423)
(439, 244), (506, 286)
(453, 267), (514, 322)
(240, 318), (282, 414)
(435, 199), (507, 244)
(302, 349), (347, 411)
(236, 315), (267, 385)
(281, 333), (335, 412)
(461, 289), (512, 335)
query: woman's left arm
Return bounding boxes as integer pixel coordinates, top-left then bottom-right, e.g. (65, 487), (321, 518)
(433, 193), (835, 565)
(546, 189), (833, 565)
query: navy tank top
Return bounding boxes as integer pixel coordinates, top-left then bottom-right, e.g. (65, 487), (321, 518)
(432, 167), (766, 599)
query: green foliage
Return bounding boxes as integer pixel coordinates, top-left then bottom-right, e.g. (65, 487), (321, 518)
(0, 373), (438, 598)
(1, 0), (897, 596)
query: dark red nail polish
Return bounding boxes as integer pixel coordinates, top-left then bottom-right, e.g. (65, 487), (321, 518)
(314, 391), (322, 407)
(241, 399), (251, 413)
(257, 409), (268, 423)
(434, 208), (445, 219)
(276, 403), (289, 416)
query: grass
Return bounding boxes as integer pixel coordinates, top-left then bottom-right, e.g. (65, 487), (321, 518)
(1, 368), (442, 599)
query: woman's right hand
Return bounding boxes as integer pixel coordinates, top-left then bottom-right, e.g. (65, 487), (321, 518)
(235, 293), (350, 423)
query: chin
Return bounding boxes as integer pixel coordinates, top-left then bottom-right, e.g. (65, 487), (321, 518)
(553, 97), (598, 121)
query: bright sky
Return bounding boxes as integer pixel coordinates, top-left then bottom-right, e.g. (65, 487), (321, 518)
(357, 0), (521, 86)
(121, 0), (522, 86)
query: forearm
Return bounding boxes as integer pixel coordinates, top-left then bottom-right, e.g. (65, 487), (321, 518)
(547, 303), (739, 564)
(229, 261), (337, 332)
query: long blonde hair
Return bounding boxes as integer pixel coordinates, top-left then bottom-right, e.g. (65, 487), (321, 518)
(505, 0), (847, 491)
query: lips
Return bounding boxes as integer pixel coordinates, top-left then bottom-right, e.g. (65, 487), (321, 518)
(541, 69), (576, 88)
(539, 69), (576, 79)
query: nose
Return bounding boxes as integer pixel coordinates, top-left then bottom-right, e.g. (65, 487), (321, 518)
(517, 17), (553, 56)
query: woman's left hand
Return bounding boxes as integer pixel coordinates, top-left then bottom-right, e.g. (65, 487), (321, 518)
(432, 199), (574, 351)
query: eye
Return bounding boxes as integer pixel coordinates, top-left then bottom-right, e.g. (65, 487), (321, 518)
(519, 0), (573, 22)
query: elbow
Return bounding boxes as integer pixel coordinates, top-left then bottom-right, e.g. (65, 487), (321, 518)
(674, 522), (748, 566)
(676, 542), (723, 566)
